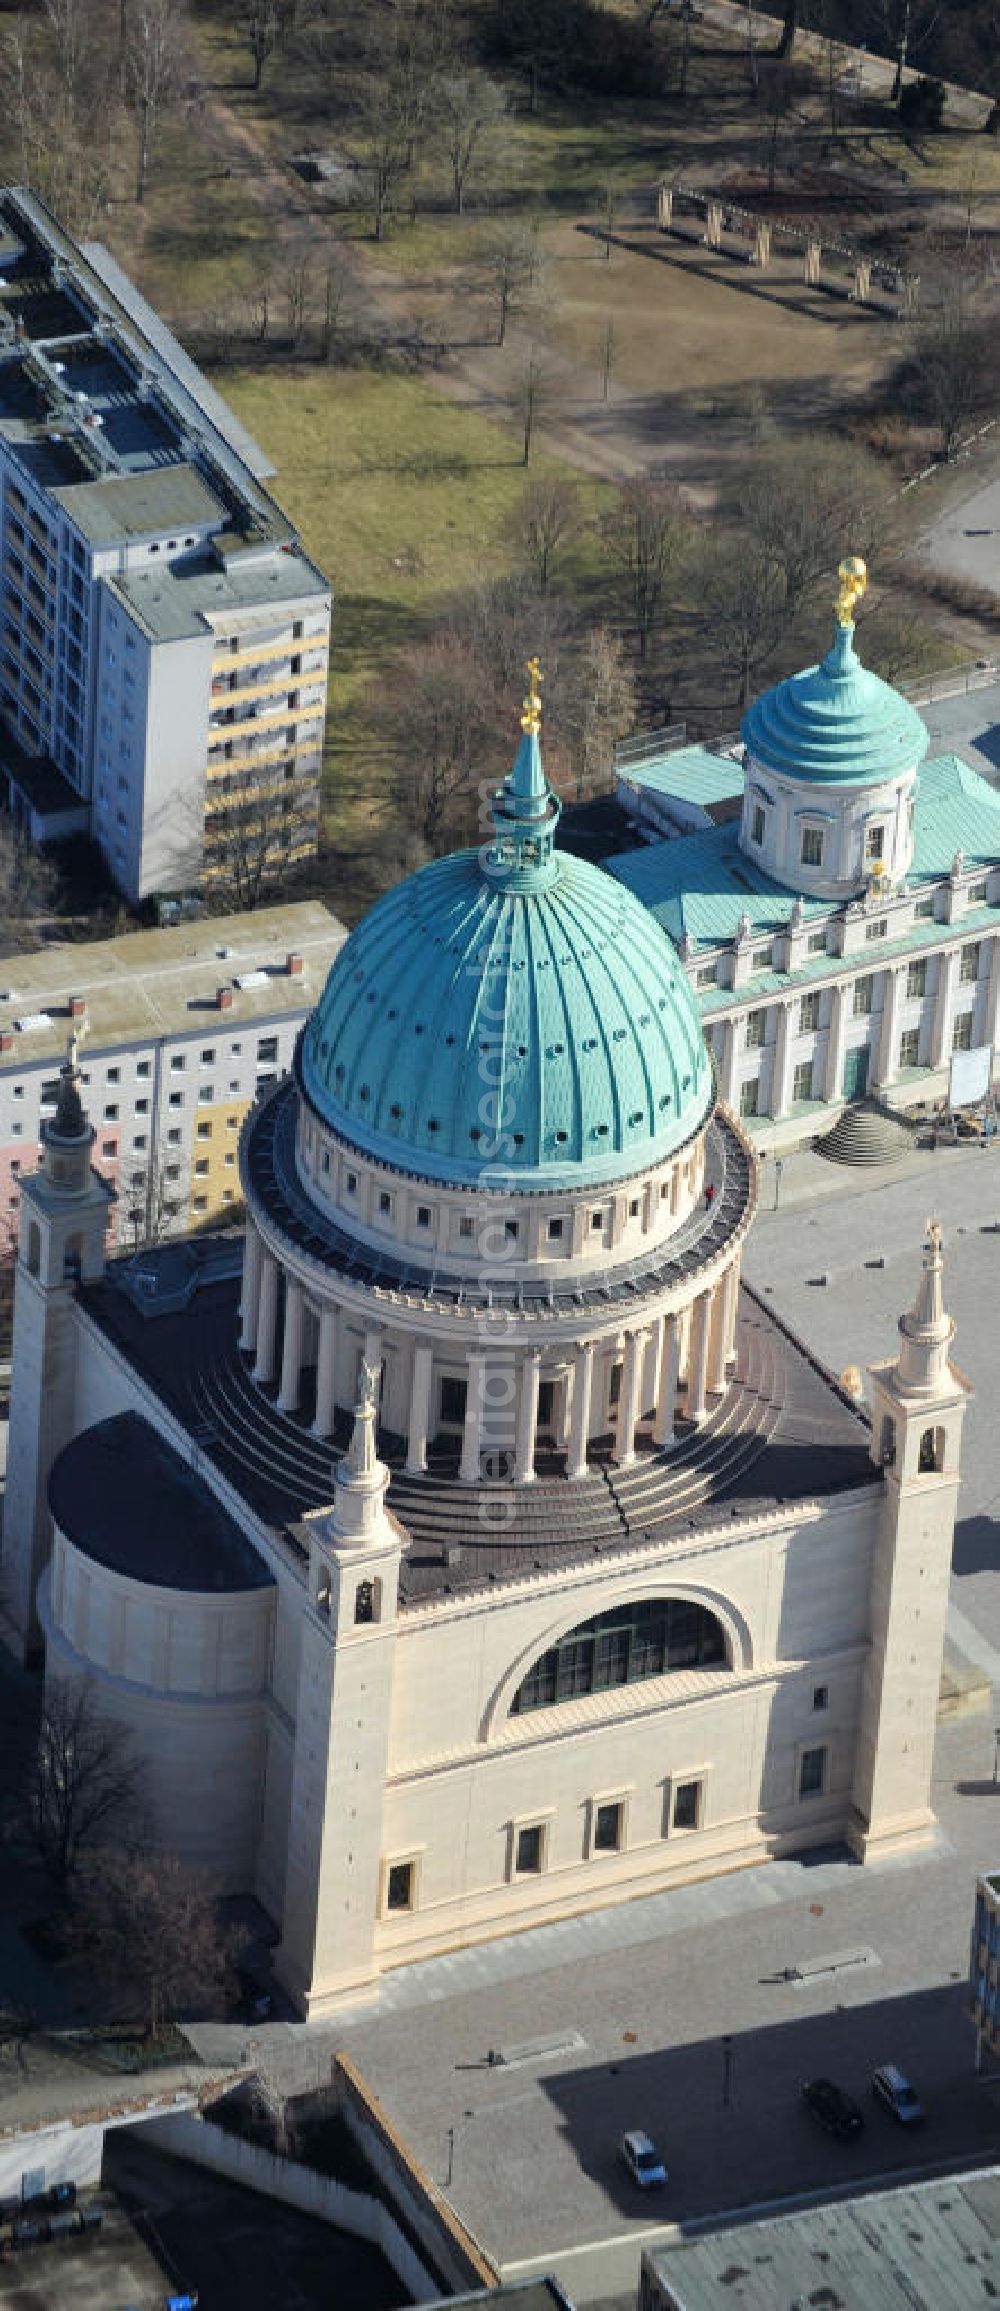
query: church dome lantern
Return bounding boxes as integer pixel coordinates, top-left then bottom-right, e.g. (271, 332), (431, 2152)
(739, 558), (928, 900)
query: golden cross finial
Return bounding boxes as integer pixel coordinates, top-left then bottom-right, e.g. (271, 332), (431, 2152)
(66, 1017), (89, 1073)
(835, 555), (868, 628)
(521, 655), (543, 736)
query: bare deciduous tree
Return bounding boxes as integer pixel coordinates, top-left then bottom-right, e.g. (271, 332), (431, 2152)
(910, 291), (994, 460)
(513, 475), (579, 590)
(205, 766), (320, 911)
(70, 1847), (242, 2035)
(485, 228), (536, 347)
(604, 479), (691, 661)
(125, 0), (185, 204)
(735, 438), (892, 620)
(436, 69), (506, 214)
(23, 1681), (146, 1892)
(693, 534), (787, 705)
(567, 625), (636, 798)
(600, 316), (617, 402)
(377, 633), (499, 847)
(511, 344), (554, 466)
(0, 815), (58, 951)
(121, 1148), (188, 1248)
(240, 0), (284, 89)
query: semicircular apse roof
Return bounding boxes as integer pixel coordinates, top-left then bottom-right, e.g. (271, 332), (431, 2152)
(742, 618), (929, 788)
(301, 750), (712, 1192)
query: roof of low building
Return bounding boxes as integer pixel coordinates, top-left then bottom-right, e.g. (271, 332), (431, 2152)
(620, 744), (746, 811)
(0, 899), (346, 1069)
(605, 753), (1000, 958)
(47, 1410), (274, 1591)
(644, 2166), (1000, 2310)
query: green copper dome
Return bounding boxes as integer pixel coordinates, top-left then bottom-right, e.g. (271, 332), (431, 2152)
(742, 618), (929, 788)
(301, 728), (712, 1190)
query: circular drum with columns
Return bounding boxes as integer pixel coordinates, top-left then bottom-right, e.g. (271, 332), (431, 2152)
(239, 676), (757, 1494)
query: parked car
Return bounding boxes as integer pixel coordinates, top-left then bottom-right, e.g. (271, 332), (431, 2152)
(801, 2077), (864, 2139)
(871, 2064), (925, 2124)
(618, 2130), (668, 2188)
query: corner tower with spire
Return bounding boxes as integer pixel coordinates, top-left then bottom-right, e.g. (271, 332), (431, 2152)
(850, 1221), (970, 1860)
(276, 1364), (406, 2017)
(3, 1033), (113, 1661)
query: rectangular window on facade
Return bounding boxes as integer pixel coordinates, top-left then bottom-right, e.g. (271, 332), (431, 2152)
(960, 943), (980, 984)
(864, 823), (885, 864)
(104, 1103), (118, 1121)
(865, 919), (888, 942)
(914, 896), (935, 919)
(195, 1158), (209, 1177)
(813, 1685), (829, 1711)
(378, 1191), (391, 1215)
(900, 1027), (919, 1068)
(807, 929), (827, 954)
(906, 959), (927, 998)
(197, 1121), (212, 1140)
(739, 1079), (759, 1118)
(136, 1059), (151, 1077)
(170, 1054), (185, 1071)
(745, 1010), (765, 1050)
(548, 1217), (564, 1240)
(168, 1127), (182, 1145)
(672, 1780), (702, 1830)
(751, 804), (765, 846)
(799, 992), (820, 1034)
(593, 1800), (624, 1854)
(752, 945), (771, 971)
(591, 1209), (604, 1230)
(201, 1047), (216, 1065)
(257, 1035), (279, 1063)
(193, 1194), (208, 1213)
(515, 1824), (544, 1875)
(800, 825), (824, 868)
(970, 880), (988, 903)
(199, 1085), (215, 1104)
(853, 977), (874, 1016)
(459, 1215), (475, 1238)
(953, 1013), (974, 1052)
(417, 1204), (431, 1228)
(799, 1746), (826, 1798)
(793, 1061), (813, 1103)
(386, 1861), (414, 1912)
(346, 1171), (358, 1193)
(505, 1219), (519, 1241)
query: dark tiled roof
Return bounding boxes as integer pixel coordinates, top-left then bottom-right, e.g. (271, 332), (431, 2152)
(79, 1259), (877, 1607)
(47, 1410), (274, 1592)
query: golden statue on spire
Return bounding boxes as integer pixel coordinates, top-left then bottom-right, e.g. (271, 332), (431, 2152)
(521, 655), (543, 736)
(835, 555), (868, 627)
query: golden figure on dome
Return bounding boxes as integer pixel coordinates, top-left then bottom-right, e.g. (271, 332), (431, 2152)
(835, 555), (868, 626)
(520, 655), (543, 736)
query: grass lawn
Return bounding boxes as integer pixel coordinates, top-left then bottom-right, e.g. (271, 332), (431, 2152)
(215, 361), (612, 904)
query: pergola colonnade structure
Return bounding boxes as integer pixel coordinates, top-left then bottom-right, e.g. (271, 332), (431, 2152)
(653, 182), (918, 317)
(237, 1097), (755, 1489)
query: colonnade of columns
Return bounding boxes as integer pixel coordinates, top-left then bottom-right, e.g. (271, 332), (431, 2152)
(238, 1223), (741, 1489)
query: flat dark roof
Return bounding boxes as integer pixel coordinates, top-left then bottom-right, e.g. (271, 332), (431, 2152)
(48, 1410), (274, 1592)
(79, 1248), (878, 1607)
